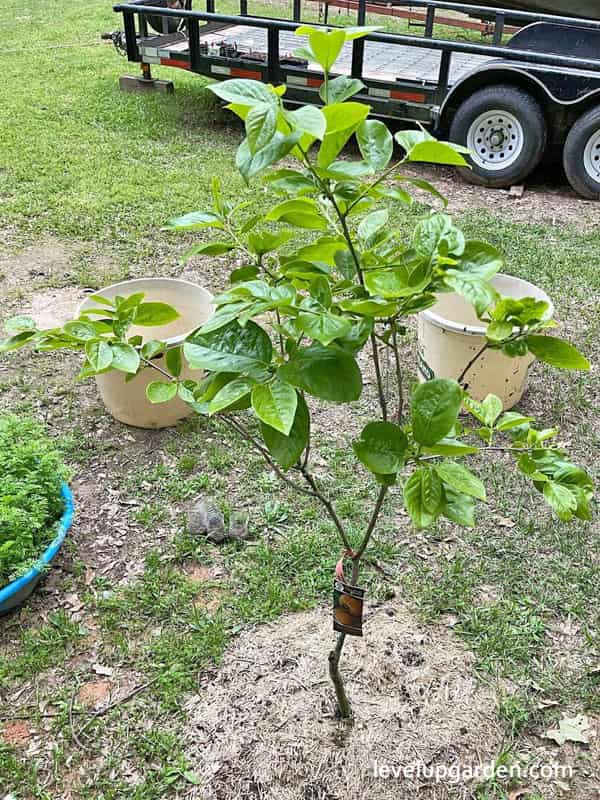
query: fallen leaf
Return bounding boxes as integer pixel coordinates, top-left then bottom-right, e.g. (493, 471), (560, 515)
(508, 789), (532, 800)
(537, 698), (560, 710)
(496, 517), (516, 528)
(92, 664), (113, 677)
(543, 714), (593, 746)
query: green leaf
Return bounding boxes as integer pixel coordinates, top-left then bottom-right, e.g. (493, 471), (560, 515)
(408, 140), (469, 166)
(209, 377), (254, 414)
(141, 340), (165, 360)
(434, 461), (486, 500)
(486, 320), (513, 342)
(322, 75), (364, 104)
(352, 421), (408, 475)
(357, 209), (388, 247)
(302, 27), (346, 71)
(411, 378), (463, 446)
(184, 320), (272, 377)
(338, 297), (399, 317)
(287, 105), (326, 140)
(543, 481), (577, 521)
(146, 381), (178, 404)
(279, 344), (362, 402)
(165, 346), (183, 378)
(454, 240), (503, 279)
(364, 264), (430, 299)
(525, 335), (590, 370)
(422, 439), (479, 456)
(265, 197), (328, 230)
(413, 213), (465, 259)
(496, 412), (534, 431)
(339, 25), (381, 40)
(403, 467), (443, 529)
(297, 311), (352, 346)
(246, 102), (278, 154)
(443, 272), (499, 317)
(4, 315), (36, 334)
(251, 379), (298, 435)
(182, 242), (236, 260)
(135, 303), (180, 327)
(167, 211), (223, 230)
(247, 230), (295, 257)
(356, 119), (393, 171)
(261, 391), (310, 470)
(63, 321), (98, 341)
(317, 103), (370, 168)
(0, 330), (37, 353)
(85, 340), (113, 372)
(463, 394), (503, 427)
(264, 168), (316, 195)
(230, 266), (260, 284)
(208, 78), (278, 107)
(394, 129), (434, 153)
(198, 302), (252, 335)
(442, 487), (475, 528)
(236, 132), (301, 182)
(110, 343), (140, 374)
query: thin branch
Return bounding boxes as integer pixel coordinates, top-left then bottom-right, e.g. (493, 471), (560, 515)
(140, 355), (173, 381)
(391, 325), (404, 423)
(370, 331), (388, 421)
(457, 342), (489, 388)
(299, 465), (353, 552)
(352, 485), (388, 567)
(222, 416), (319, 499)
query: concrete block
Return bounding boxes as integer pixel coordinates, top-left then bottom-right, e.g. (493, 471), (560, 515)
(118, 75), (175, 94)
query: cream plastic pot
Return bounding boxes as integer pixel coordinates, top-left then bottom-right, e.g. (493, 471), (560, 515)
(78, 278), (214, 428)
(417, 274), (553, 409)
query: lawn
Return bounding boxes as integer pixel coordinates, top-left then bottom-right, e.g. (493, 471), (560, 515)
(0, 1), (599, 799)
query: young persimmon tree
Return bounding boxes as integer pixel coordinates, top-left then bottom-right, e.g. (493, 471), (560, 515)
(2, 26), (593, 720)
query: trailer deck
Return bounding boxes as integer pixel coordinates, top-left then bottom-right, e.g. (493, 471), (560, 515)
(138, 24), (489, 85)
(139, 25), (487, 84)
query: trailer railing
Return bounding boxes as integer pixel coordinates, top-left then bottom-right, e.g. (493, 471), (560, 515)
(113, 0), (600, 101)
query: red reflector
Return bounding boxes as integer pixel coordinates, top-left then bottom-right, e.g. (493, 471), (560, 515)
(230, 68), (263, 79)
(307, 77), (323, 88)
(390, 90), (426, 103)
(160, 58), (191, 70)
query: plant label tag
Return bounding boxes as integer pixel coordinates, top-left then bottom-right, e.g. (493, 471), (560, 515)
(333, 579), (365, 637)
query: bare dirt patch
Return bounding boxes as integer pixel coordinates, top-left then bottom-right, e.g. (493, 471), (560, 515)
(1, 720), (32, 747)
(396, 163), (600, 230)
(77, 680), (112, 709)
(184, 601), (503, 800)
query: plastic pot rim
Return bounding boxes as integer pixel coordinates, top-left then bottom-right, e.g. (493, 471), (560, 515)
(0, 483), (74, 608)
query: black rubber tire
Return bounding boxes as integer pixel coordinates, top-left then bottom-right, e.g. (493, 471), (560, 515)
(563, 106), (600, 200)
(449, 84), (547, 189)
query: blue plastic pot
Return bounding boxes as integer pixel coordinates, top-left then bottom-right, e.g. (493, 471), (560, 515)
(0, 484), (74, 616)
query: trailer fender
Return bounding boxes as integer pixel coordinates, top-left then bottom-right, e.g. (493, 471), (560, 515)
(439, 65), (600, 143)
(438, 65), (556, 135)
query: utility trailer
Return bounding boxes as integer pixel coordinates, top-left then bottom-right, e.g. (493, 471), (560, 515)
(112, 0), (600, 198)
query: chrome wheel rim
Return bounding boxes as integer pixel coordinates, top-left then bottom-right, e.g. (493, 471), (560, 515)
(467, 110), (524, 172)
(583, 128), (600, 183)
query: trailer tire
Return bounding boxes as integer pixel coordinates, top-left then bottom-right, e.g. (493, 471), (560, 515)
(563, 107), (600, 200)
(449, 85), (547, 188)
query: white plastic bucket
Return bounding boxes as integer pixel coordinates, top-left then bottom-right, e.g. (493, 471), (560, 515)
(78, 278), (214, 429)
(417, 274), (553, 410)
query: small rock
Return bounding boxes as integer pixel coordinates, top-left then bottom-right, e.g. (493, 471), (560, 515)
(187, 499), (226, 543)
(229, 511), (250, 541)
